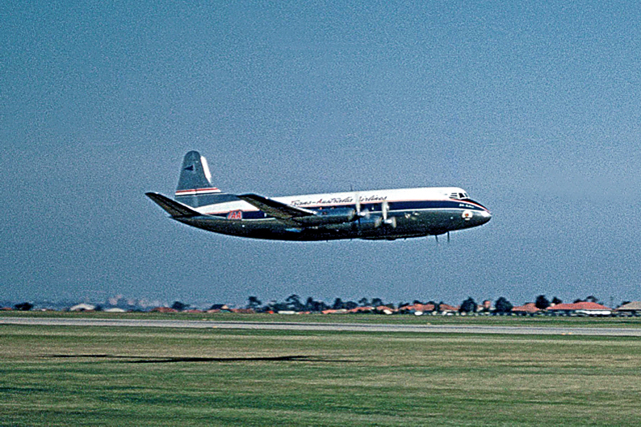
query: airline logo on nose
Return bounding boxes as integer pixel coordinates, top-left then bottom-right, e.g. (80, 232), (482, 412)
(462, 210), (473, 221)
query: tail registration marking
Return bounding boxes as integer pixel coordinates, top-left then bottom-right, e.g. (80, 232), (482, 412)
(227, 210), (243, 220)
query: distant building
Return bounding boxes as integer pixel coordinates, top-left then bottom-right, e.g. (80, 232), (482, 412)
(547, 302), (612, 316)
(208, 304), (230, 312)
(347, 306), (375, 314)
(479, 300), (493, 312)
(398, 304), (435, 315)
(438, 304), (459, 315)
(614, 301), (641, 316)
(69, 303), (96, 312)
(511, 303), (540, 315)
(374, 305), (397, 315)
(321, 309), (343, 314)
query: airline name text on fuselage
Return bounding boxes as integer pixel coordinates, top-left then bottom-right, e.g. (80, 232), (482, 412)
(291, 195), (388, 207)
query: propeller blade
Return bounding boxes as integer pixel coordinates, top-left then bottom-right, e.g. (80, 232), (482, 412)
(355, 193), (371, 219)
(381, 201), (396, 227)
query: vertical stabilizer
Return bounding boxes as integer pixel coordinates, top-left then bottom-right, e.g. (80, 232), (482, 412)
(175, 151), (228, 207)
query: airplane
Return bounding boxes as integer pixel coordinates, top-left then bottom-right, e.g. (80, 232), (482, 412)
(146, 151), (491, 241)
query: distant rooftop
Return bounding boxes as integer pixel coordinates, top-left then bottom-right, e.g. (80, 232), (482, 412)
(548, 302), (611, 311)
(616, 301), (641, 311)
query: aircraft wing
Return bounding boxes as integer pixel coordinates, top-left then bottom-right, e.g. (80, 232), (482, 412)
(237, 193), (316, 220)
(145, 192), (204, 218)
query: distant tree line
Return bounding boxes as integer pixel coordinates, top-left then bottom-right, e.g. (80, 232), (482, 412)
(241, 294), (571, 314)
(236, 294), (617, 315)
(244, 295), (390, 313)
(6, 293), (616, 313)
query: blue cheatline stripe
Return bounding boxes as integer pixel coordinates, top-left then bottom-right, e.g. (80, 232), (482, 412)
(208, 200), (487, 220)
(389, 200), (487, 211)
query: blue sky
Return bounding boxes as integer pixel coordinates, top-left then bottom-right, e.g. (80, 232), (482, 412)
(2, 1), (640, 307)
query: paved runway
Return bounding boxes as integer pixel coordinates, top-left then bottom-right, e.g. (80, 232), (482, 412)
(2, 317), (640, 336)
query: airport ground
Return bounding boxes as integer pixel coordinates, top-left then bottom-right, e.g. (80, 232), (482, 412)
(3, 309), (641, 328)
(1, 314), (640, 426)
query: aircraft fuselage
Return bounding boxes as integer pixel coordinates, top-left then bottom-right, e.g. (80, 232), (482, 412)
(146, 151), (491, 241)
(174, 188), (490, 241)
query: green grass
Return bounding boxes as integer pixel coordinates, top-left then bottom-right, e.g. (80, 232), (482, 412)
(1, 324), (640, 426)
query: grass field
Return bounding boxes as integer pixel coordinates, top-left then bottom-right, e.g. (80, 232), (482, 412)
(1, 322), (640, 426)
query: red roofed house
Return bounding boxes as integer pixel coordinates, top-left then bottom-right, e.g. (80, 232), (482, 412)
(322, 309), (349, 315)
(347, 306), (375, 314)
(375, 305), (396, 315)
(511, 303), (540, 316)
(547, 301), (612, 316)
(398, 303), (435, 315)
(438, 304), (459, 315)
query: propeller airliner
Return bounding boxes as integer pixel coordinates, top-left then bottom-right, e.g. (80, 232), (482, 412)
(146, 151), (491, 241)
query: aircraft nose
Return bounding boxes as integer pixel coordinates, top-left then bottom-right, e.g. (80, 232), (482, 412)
(478, 210), (491, 225)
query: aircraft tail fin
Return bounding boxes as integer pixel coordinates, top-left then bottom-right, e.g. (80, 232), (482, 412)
(174, 151), (230, 207)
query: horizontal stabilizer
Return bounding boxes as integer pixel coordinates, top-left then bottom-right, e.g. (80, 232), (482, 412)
(146, 192), (203, 218)
(237, 193), (316, 220)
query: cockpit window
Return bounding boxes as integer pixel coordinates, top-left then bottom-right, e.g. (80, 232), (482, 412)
(451, 192), (469, 199)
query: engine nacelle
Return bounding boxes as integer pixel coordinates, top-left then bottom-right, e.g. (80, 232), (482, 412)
(357, 216), (384, 230)
(295, 207), (357, 226)
(323, 216), (383, 232)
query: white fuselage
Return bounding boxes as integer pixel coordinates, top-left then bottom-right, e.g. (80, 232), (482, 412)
(147, 151), (491, 241)
(177, 187), (491, 241)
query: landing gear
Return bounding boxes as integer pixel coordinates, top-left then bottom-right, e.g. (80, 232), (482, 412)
(431, 231), (451, 245)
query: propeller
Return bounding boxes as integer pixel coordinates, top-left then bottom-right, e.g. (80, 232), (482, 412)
(354, 192), (364, 234)
(382, 201), (396, 227)
(355, 192), (370, 219)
